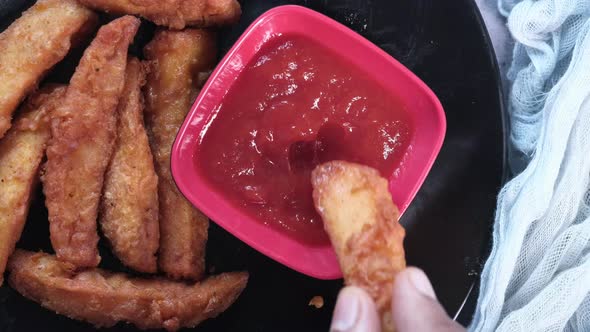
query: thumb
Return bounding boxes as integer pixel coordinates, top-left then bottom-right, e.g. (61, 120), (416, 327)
(330, 286), (380, 332)
(392, 267), (465, 332)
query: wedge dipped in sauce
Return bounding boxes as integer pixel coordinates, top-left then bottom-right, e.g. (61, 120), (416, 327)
(312, 161), (406, 332)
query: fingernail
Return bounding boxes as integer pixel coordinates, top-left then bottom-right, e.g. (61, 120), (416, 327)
(407, 267), (437, 299)
(330, 287), (360, 332)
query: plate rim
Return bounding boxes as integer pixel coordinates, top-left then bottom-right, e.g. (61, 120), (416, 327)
(453, 0), (508, 323)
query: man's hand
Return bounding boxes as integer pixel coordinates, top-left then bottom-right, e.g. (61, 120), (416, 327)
(330, 267), (466, 332)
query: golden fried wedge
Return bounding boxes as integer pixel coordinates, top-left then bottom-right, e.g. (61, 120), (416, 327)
(144, 29), (216, 280)
(7, 250), (248, 331)
(42, 16), (140, 268)
(100, 58), (159, 273)
(78, 0), (241, 29)
(0, 85), (65, 286)
(0, 0), (97, 138)
(311, 161), (406, 332)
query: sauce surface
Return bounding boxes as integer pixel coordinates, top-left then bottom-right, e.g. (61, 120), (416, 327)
(197, 36), (413, 245)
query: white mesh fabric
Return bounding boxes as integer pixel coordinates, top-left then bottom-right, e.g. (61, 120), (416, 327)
(469, 1), (590, 331)
(505, 0), (590, 161)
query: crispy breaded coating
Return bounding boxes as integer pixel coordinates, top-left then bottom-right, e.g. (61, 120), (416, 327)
(78, 0), (241, 30)
(0, 86), (65, 286)
(7, 250), (248, 331)
(0, 0), (97, 138)
(311, 161), (406, 332)
(42, 16), (140, 268)
(144, 29), (216, 280)
(100, 58), (159, 273)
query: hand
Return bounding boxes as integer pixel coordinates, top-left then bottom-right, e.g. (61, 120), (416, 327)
(329, 267), (466, 332)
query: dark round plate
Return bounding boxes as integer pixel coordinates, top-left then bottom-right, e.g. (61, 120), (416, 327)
(0, 0), (505, 331)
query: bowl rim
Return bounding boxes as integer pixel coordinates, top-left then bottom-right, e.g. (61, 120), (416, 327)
(171, 4), (446, 279)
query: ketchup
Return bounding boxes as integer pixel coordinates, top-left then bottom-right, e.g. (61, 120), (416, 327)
(197, 36), (412, 245)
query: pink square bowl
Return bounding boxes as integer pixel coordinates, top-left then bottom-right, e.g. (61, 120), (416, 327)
(171, 5), (446, 280)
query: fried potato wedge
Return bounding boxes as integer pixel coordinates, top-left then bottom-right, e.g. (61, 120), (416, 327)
(311, 161), (406, 332)
(7, 250), (248, 331)
(144, 29), (216, 280)
(78, 0), (241, 29)
(42, 16), (140, 268)
(100, 58), (159, 273)
(0, 85), (65, 285)
(0, 0), (97, 138)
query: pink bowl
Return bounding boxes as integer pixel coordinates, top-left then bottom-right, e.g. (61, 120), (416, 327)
(171, 5), (446, 280)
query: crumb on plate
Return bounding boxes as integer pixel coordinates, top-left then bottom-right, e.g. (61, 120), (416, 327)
(308, 296), (324, 309)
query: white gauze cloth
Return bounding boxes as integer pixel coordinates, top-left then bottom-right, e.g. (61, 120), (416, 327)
(469, 0), (590, 331)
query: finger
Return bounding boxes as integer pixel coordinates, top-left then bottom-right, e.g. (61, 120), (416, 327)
(330, 286), (381, 332)
(392, 267), (465, 332)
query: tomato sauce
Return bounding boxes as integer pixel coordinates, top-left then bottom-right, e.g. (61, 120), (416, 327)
(197, 36), (413, 245)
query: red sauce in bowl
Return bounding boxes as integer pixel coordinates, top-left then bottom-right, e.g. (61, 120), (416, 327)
(197, 36), (413, 245)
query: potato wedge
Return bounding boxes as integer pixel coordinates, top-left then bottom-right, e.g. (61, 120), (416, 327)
(0, 0), (97, 138)
(8, 250), (248, 331)
(312, 161), (406, 332)
(42, 16), (140, 268)
(144, 29), (216, 280)
(100, 58), (159, 273)
(0, 85), (65, 285)
(78, 0), (241, 29)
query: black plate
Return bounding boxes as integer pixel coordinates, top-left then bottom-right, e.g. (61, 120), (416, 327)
(0, 0), (505, 331)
